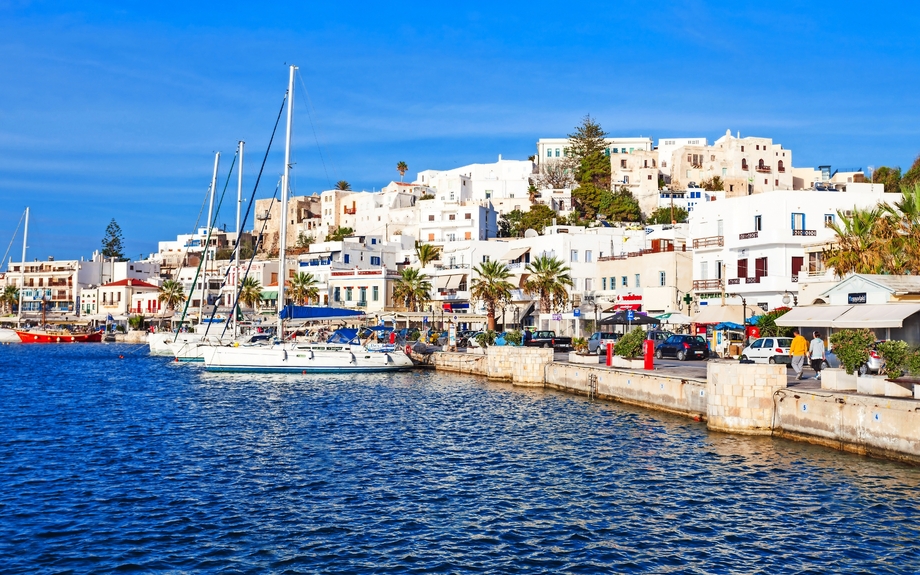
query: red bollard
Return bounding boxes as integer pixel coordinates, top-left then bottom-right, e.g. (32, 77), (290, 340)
(606, 342), (613, 367)
(644, 339), (655, 370)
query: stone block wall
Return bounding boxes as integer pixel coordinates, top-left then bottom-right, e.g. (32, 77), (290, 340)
(487, 346), (554, 385)
(430, 351), (488, 376)
(707, 362), (787, 435)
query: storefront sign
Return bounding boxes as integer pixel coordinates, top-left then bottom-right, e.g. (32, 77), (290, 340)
(847, 292), (867, 304)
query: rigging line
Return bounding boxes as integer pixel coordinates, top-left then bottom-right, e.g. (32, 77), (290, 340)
(238, 92), (288, 247)
(174, 170), (217, 287)
(220, 181), (280, 340)
(297, 71), (336, 189)
(1, 208), (26, 268)
(200, 152), (239, 337)
(174, 152), (238, 341)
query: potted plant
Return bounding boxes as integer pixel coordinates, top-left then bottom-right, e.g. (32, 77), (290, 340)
(611, 328), (646, 368)
(503, 330), (523, 346)
(568, 336), (600, 364)
(828, 329), (876, 393)
(877, 340), (910, 380)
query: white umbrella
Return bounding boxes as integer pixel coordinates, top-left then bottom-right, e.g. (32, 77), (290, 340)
(656, 312), (694, 325)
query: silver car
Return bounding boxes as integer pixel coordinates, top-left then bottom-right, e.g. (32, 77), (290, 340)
(588, 332), (620, 355)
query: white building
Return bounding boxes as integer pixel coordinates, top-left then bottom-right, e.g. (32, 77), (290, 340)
(688, 188), (886, 313)
(535, 137), (654, 166)
(656, 137), (708, 178)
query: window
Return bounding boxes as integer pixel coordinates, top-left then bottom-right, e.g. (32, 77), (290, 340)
(701, 261), (709, 280)
(585, 250), (593, 263)
(428, 214), (435, 221)
(754, 215), (762, 231)
(602, 277), (607, 290)
(737, 258), (748, 278)
(716, 260), (723, 279)
(465, 213), (471, 220)
(824, 214), (835, 227)
(344, 254), (350, 264)
(372, 286), (379, 301)
(634, 274), (640, 288)
(428, 233), (435, 241)
(659, 271), (666, 286)
(570, 250), (578, 262)
(370, 256), (381, 266)
(741, 145), (745, 152)
(585, 278), (593, 290)
(609, 277), (615, 290)
(624, 175), (629, 184)
(359, 287), (367, 303)
(346, 287), (353, 301)
(334, 287), (341, 301)
(791, 256), (804, 279)
(620, 159), (627, 168)
(791, 213), (805, 230)
(555, 148), (560, 157)
(621, 276), (628, 287)
(546, 149), (552, 158)
(371, 238), (376, 244)
(647, 174), (653, 180)
(741, 159), (748, 170)
(722, 167), (727, 176)
(464, 232), (471, 240)
(775, 179), (779, 186)
(449, 214), (456, 221)
(755, 257), (768, 278)
(482, 255), (490, 263)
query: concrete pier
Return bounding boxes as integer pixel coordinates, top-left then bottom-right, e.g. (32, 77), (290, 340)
(429, 348), (920, 465)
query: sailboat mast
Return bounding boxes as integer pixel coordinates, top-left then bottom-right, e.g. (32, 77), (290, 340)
(234, 140), (244, 338)
(201, 152), (220, 321)
(277, 64), (296, 337)
(17, 207), (28, 325)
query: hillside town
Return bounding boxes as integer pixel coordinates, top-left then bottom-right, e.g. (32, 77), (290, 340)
(3, 124), (919, 347)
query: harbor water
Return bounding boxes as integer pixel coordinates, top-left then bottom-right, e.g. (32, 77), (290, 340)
(2, 344), (919, 574)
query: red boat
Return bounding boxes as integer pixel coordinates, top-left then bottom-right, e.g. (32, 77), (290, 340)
(16, 330), (103, 343)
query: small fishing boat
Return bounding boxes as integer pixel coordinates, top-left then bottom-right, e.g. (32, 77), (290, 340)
(16, 329), (103, 343)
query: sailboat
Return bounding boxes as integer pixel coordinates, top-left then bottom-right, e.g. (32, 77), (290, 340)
(0, 208), (28, 343)
(200, 65), (414, 373)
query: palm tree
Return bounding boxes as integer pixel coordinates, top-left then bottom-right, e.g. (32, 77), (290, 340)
(1, 285), (19, 314)
(392, 267), (431, 312)
(470, 260), (515, 331)
(524, 254), (573, 313)
(239, 276), (263, 310)
(289, 271), (320, 305)
(396, 161), (408, 182)
(824, 205), (891, 276)
(157, 279), (185, 311)
(415, 243), (441, 268)
(335, 180), (352, 191)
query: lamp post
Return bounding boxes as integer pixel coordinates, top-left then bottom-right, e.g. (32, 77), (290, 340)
(782, 291), (798, 307)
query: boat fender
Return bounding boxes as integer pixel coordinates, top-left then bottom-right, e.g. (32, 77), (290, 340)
(404, 345), (412, 356)
(282, 350), (288, 361)
(234, 342), (239, 347)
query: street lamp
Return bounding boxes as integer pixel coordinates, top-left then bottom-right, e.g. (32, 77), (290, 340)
(782, 291), (798, 307)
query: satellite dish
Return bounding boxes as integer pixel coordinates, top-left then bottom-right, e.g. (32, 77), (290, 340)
(523, 229), (539, 238)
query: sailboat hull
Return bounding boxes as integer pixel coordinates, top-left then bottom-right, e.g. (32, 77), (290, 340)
(201, 343), (415, 373)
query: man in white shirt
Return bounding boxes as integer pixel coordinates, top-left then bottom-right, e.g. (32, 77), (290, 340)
(808, 331), (826, 380)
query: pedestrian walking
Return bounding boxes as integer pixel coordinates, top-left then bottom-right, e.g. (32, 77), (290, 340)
(790, 329), (808, 380)
(809, 331), (826, 380)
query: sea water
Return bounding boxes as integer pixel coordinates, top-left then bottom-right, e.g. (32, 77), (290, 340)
(1, 344), (918, 574)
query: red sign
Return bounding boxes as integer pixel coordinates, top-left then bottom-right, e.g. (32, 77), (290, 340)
(746, 326), (760, 338)
(612, 303), (642, 311)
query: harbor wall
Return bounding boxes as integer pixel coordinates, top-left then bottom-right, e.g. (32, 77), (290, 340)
(427, 347), (920, 464)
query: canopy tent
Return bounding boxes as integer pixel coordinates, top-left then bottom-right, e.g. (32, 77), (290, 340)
(655, 312), (694, 325)
(598, 311), (660, 326)
(833, 303), (920, 328)
(693, 305), (745, 325)
(279, 305), (366, 321)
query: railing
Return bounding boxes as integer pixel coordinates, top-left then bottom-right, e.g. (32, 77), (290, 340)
(778, 167), (786, 173)
(692, 279), (722, 291)
(792, 230), (817, 236)
(756, 166), (772, 173)
(728, 278), (740, 285)
(746, 276), (761, 284)
(791, 275), (799, 283)
(343, 208), (356, 215)
(739, 231), (759, 240)
(693, 236), (724, 249)
(356, 301), (367, 308)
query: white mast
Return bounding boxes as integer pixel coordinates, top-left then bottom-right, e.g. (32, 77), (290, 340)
(234, 140), (244, 337)
(201, 152), (220, 321)
(278, 64), (296, 337)
(17, 207), (28, 325)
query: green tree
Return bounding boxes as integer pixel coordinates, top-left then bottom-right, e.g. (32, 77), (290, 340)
(523, 254), (573, 313)
(498, 210), (524, 238)
(101, 218), (125, 260)
(335, 180), (352, 190)
(824, 205), (896, 276)
(296, 232), (315, 249)
(1, 285), (19, 314)
(157, 279), (185, 311)
(600, 187), (643, 222)
(289, 272), (319, 305)
(239, 276), (263, 310)
(415, 243), (441, 268)
(396, 161), (408, 182)
(519, 204), (558, 234)
(756, 307), (793, 337)
(392, 267), (431, 311)
(646, 206), (689, 224)
(700, 176), (724, 191)
(901, 154), (920, 189)
(571, 182), (603, 220)
(325, 226), (354, 242)
(872, 165), (901, 193)
(470, 260), (514, 331)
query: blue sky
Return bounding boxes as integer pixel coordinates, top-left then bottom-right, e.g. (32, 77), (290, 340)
(1, 1), (919, 261)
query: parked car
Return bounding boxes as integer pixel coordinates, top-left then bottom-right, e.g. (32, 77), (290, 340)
(822, 341), (886, 374)
(655, 334), (710, 361)
(588, 331), (620, 355)
(646, 330), (674, 347)
(740, 337), (793, 364)
(523, 330), (573, 350)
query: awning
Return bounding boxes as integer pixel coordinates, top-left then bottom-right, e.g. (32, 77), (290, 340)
(445, 275), (465, 290)
(693, 305), (744, 325)
(435, 275), (451, 289)
(260, 290), (278, 301)
(605, 303), (642, 312)
(831, 303), (920, 329)
(502, 247), (530, 261)
(775, 305), (851, 327)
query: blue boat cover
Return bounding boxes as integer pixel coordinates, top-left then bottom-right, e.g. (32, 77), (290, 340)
(279, 305), (366, 321)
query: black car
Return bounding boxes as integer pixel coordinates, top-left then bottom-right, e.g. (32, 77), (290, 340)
(655, 334), (710, 361)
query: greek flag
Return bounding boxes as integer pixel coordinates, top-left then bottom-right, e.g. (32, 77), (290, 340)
(106, 314), (114, 322)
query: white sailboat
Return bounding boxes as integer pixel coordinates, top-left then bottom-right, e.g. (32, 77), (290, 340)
(201, 65), (414, 373)
(0, 207), (29, 343)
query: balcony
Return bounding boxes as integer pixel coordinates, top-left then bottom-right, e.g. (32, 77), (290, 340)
(356, 301), (367, 308)
(739, 231), (759, 240)
(343, 208), (357, 215)
(755, 166), (772, 173)
(778, 167), (786, 173)
(693, 236), (723, 249)
(692, 279), (722, 291)
(792, 229), (817, 237)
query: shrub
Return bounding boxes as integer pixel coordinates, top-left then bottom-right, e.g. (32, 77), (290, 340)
(906, 350), (920, 378)
(572, 336), (588, 354)
(128, 315), (145, 330)
(503, 330), (523, 346)
(876, 340), (910, 379)
(829, 329), (875, 375)
(475, 330), (497, 348)
(614, 328), (646, 358)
